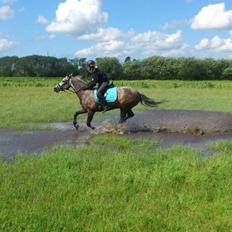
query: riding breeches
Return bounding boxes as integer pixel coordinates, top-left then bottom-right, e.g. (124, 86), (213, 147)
(97, 82), (108, 100)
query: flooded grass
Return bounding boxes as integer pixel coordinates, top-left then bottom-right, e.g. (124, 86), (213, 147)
(0, 136), (232, 231)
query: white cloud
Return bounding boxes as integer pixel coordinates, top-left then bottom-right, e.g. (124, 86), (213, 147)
(0, 5), (14, 20)
(0, 37), (15, 52)
(211, 36), (222, 48)
(37, 15), (49, 24)
(195, 34), (232, 53)
(75, 30), (187, 58)
(165, 30), (182, 43)
(46, 0), (188, 58)
(127, 30), (185, 52)
(195, 38), (209, 50)
(217, 38), (232, 52)
(46, 0), (108, 36)
(78, 27), (124, 41)
(75, 40), (125, 57)
(191, 3), (232, 30)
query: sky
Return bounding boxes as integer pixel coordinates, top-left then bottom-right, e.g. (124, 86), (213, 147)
(1, 0), (232, 59)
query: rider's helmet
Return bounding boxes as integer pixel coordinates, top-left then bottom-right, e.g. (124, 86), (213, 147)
(86, 60), (96, 73)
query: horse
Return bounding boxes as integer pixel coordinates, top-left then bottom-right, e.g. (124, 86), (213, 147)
(54, 74), (164, 130)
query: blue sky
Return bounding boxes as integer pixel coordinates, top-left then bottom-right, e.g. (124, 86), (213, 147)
(1, 0), (232, 59)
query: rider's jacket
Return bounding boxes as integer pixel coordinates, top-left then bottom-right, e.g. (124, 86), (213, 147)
(89, 68), (109, 88)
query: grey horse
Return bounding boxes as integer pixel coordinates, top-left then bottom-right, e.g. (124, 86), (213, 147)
(54, 75), (164, 130)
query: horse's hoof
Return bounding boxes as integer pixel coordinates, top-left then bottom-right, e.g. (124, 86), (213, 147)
(91, 126), (95, 130)
(73, 122), (79, 130)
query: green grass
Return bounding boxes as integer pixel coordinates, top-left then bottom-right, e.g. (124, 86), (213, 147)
(1, 136), (232, 231)
(0, 87), (79, 128)
(1, 77), (232, 231)
(0, 77), (59, 87)
(1, 77), (232, 89)
(0, 77), (232, 128)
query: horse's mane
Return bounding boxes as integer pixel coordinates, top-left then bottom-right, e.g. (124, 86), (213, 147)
(73, 75), (86, 83)
(72, 75), (88, 89)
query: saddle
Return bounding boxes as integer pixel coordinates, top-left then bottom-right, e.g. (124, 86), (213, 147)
(94, 82), (117, 103)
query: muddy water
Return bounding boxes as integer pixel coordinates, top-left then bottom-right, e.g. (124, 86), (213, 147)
(122, 109), (232, 135)
(1, 109), (232, 161)
(0, 126), (92, 161)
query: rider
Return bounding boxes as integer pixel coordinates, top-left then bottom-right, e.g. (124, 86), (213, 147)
(85, 60), (109, 112)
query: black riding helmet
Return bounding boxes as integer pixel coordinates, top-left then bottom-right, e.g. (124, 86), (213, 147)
(86, 60), (96, 73)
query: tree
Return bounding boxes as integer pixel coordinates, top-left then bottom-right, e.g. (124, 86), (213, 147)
(123, 60), (142, 80)
(124, 56), (131, 63)
(0, 56), (18, 76)
(1, 55), (232, 80)
(96, 57), (123, 80)
(222, 67), (232, 80)
(177, 58), (207, 80)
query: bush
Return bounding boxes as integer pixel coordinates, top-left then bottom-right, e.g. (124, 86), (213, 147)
(222, 67), (232, 80)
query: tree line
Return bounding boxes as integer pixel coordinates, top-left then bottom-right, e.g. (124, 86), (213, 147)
(1, 55), (232, 80)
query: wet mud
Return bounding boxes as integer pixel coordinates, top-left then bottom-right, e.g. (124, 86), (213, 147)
(1, 109), (232, 161)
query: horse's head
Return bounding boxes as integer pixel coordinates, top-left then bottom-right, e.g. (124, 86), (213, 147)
(54, 74), (72, 92)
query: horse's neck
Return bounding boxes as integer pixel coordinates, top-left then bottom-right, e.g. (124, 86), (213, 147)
(71, 77), (88, 91)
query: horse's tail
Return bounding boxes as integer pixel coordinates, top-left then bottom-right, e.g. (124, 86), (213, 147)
(140, 93), (166, 107)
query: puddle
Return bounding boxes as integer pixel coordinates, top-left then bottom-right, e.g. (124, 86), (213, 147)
(1, 109), (232, 161)
(0, 126), (91, 161)
(126, 131), (232, 154)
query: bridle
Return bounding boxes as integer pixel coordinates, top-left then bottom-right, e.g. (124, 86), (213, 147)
(68, 77), (84, 94)
(61, 76), (87, 95)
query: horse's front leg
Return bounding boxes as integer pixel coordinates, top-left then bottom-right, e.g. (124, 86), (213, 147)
(86, 110), (96, 130)
(73, 109), (87, 130)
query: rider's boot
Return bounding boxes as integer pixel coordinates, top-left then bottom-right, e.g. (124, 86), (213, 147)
(99, 98), (109, 113)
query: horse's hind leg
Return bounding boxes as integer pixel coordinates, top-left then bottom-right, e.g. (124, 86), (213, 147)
(86, 110), (96, 130)
(73, 109), (87, 130)
(127, 109), (134, 119)
(119, 108), (127, 123)
(119, 109), (134, 123)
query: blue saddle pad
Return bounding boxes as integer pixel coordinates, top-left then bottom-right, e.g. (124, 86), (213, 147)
(94, 87), (117, 103)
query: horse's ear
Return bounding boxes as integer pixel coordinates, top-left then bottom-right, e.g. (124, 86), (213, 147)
(68, 73), (73, 79)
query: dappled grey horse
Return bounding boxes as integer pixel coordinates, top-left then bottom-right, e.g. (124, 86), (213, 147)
(54, 75), (163, 130)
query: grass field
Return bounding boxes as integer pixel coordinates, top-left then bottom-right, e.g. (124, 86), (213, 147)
(1, 77), (232, 231)
(1, 136), (232, 231)
(1, 77), (232, 128)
